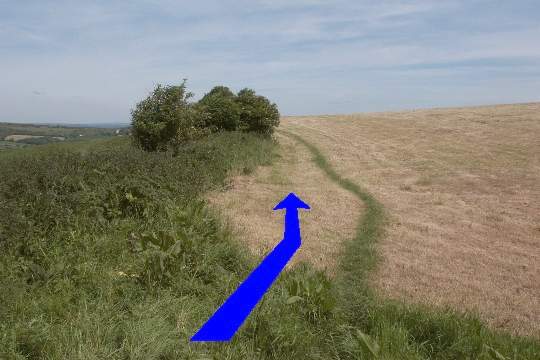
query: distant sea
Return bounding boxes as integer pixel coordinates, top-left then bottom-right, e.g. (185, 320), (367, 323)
(1, 122), (131, 129)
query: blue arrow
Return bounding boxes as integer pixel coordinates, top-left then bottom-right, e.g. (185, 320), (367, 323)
(190, 192), (310, 342)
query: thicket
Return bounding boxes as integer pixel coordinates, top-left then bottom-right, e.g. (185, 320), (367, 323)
(131, 81), (280, 152)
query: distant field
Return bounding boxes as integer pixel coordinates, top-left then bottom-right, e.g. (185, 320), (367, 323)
(0, 122), (129, 149)
(281, 102), (540, 336)
(0, 140), (27, 150)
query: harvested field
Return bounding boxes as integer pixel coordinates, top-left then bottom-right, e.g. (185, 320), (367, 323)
(208, 133), (361, 273)
(282, 102), (540, 337)
(4, 134), (44, 141)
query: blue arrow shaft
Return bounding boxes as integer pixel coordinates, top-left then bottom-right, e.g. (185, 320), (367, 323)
(283, 208), (301, 240)
(191, 209), (301, 341)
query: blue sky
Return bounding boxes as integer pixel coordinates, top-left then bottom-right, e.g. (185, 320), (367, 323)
(1, 0), (539, 124)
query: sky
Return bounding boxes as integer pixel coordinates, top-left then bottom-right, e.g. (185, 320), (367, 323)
(1, 0), (540, 124)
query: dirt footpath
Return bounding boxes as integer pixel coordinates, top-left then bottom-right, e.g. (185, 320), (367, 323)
(208, 132), (361, 274)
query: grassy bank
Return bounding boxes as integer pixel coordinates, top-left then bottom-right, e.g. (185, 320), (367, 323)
(0, 134), (325, 359)
(284, 131), (540, 359)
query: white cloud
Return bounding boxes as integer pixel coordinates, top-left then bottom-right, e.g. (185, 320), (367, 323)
(0, 0), (539, 122)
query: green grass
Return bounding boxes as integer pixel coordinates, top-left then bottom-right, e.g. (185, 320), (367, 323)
(0, 140), (28, 150)
(0, 122), (128, 150)
(1, 130), (538, 359)
(0, 133), (340, 359)
(284, 130), (540, 359)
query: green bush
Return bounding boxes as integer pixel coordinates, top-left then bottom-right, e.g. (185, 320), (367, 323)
(131, 81), (205, 152)
(131, 81), (280, 152)
(237, 88), (280, 135)
(197, 86), (241, 132)
(196, 86), (280, 136)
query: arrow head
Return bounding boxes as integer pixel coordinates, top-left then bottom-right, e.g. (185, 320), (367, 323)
(273, 192), (311, 211)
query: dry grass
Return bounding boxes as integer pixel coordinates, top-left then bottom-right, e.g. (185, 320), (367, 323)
(208, 133), (361, 273)
(282, 102), (540, 337)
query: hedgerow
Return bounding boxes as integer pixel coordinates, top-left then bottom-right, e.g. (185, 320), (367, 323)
(131, 81), (280, 152)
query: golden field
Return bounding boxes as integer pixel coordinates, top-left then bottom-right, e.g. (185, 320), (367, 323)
(210, 102), (540, 337)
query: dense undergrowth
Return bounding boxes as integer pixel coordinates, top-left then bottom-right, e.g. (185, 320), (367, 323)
(0, 134), (336, 359)
(1, 131), (538, 359)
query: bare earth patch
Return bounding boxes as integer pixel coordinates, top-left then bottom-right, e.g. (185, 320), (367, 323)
(208, 133), (361, 273)
(283, 103), (540, 337)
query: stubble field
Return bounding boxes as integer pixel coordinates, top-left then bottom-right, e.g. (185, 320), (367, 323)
(211, 102), (540, 337)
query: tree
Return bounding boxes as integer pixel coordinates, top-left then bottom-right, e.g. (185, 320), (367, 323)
(197, 86), (241, 132)
(236, 88), (280, 135)
(131, 81), (203, 152)
(131, 82), (280, 152)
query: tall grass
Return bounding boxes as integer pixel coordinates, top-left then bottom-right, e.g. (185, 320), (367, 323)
(0, 133), (342, 359)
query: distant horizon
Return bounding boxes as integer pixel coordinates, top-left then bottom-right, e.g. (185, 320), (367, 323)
(0, 120), (130, 128)
(2, 100), (539, 126)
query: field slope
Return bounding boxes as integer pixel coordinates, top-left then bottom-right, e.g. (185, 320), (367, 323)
(212, 103), (539, 341)
(0, 122), (128, 150)
(282, 102), (539, 337)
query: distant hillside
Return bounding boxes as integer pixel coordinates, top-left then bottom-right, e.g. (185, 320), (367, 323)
(0, 122), (130, 150)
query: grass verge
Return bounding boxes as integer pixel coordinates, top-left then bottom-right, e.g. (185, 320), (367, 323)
(0, 133), (342, 359)
(283, 130), (540, 359)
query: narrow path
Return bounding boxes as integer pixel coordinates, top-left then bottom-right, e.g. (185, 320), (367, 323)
(279, 130), (385, 328)
(207, 132), (361, 273)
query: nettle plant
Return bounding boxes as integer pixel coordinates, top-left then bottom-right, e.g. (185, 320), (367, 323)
(128, 201), (244, 288)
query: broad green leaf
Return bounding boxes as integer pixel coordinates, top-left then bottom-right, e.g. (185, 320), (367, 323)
(356, 329), (380, 359)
